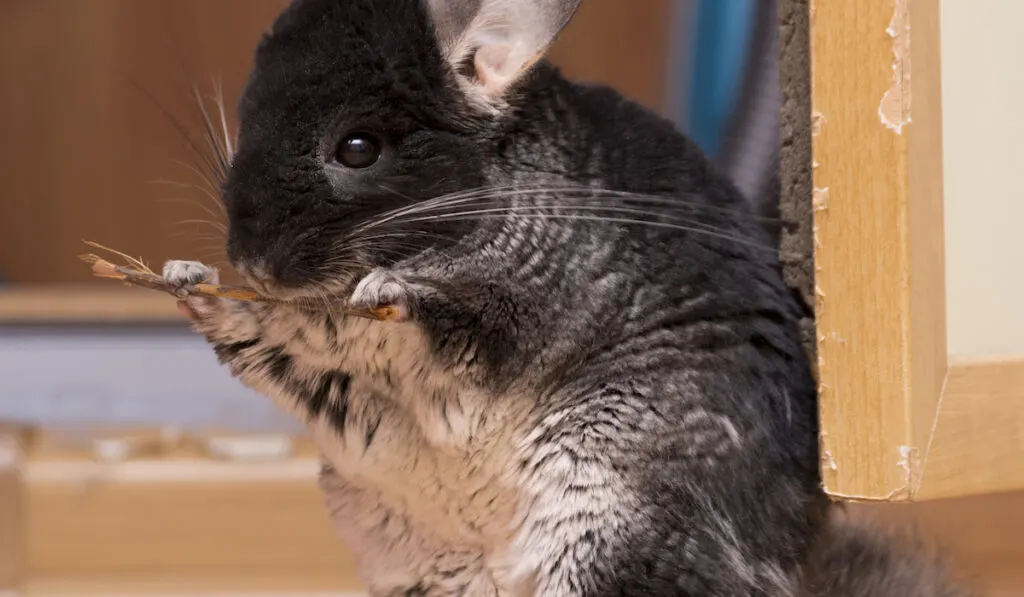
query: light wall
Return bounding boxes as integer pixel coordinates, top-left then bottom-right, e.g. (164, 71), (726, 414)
(942, 1), (1024, 358)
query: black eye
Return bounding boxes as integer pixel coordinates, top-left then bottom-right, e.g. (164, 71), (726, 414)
(334, 133), (381, 169)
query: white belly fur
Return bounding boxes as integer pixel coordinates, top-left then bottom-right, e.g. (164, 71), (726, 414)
(259, 309), (534, 595)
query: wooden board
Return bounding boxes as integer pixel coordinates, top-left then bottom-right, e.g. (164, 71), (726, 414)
(853, 490), (1024, 597)
(24, 458), (362, 593)
(810, 0), (948, 499)
(918, 359), (1024, 500)
(0, 288), (180, 323)
(0, 427), (351, 594)
(811, 0), (1024, 502)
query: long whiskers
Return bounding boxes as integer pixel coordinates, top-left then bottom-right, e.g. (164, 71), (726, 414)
(401, 211), (772, 251)
(176, 218), (228, 234)
(358, 185), (782, 234)
(346, 186), (778, 252)
(191, 77), (236, 185)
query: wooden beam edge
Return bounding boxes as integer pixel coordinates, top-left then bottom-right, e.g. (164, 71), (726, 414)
(905, 0), (948, 499)
(810, 0), (918, 500)
(24, 456), (362, 592)
(0, 288), (182, 324)
(917, 358), (1024, 500)
(12, 425), (362, 593)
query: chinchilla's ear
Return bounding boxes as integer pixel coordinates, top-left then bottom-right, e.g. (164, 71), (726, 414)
(424, 0), (580, 98)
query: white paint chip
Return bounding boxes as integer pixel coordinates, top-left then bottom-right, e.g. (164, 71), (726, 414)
(879, 0), (912, 133)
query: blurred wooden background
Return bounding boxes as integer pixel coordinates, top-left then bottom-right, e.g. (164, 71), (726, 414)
(0, 0), (672, 288)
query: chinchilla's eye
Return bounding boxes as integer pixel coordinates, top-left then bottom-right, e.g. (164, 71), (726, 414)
(334, 133), (381, 169)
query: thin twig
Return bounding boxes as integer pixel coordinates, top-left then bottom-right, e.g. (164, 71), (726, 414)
(79, 241), (397, 321)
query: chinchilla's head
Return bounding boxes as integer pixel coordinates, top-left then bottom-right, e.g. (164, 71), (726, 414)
(221, 0), (581, 298)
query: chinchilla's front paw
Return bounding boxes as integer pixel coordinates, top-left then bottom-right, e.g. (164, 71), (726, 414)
(163, 260), (218, 296)
(162, 259), (222, 321)
(349, 269), (412, 322)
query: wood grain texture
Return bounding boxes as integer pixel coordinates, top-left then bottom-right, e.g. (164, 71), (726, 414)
(810, 0), (947, 499)
(0, 288), (180, 322)
(853, 490), (1024, 597)
(25, 459), (362, 593)
(918, 359), (1024, 500)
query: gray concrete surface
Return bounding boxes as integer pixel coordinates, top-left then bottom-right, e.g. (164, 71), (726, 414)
(778, 0), (817, 366)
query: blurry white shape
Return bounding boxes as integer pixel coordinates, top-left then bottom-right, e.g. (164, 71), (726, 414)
(206, 434), (294, 461)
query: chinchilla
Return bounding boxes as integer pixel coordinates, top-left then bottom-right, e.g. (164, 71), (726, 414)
(163, 0), (975, 595)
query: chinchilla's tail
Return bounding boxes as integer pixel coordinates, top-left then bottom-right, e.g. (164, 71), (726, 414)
(797, 508), (978, 597)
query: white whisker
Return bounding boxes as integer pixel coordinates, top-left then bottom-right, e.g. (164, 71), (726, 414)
(399, 212), (770, 251)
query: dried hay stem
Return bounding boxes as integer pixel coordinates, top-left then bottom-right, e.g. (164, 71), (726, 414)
(79, 241), (397, 321)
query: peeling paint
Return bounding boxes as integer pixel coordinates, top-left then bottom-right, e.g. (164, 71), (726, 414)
(812, 187), (830, 212)
(811, 112), (827, 136)
(823, 450), (838, 471)
(898, 445), (922, 495)
(879, 0), (912, 133)
(819, 332), (848, 346)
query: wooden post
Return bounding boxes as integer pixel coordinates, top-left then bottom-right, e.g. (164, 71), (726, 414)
(810, 0), (946, 500)
(811, 0), (1024, 502)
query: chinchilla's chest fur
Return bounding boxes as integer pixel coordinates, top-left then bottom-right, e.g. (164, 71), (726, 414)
(244, 305), (533, 592)
(205, 194), (821, 596)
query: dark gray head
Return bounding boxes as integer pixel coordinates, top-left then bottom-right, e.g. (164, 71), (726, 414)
(222, 0), (581, 296)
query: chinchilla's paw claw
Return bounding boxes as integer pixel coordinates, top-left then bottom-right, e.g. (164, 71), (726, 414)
(162, 261), (224, 323)
(350, 269), (411, 322)
(162, 260), (219, 298)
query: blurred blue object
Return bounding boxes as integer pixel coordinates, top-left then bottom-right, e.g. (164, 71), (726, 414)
(685, 0), (758, 159)
(666, 0), (780, 224)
